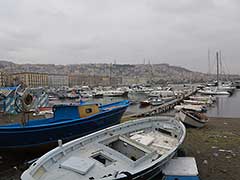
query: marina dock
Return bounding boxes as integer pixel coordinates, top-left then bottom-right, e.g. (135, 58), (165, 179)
(122, 88), (197, 122)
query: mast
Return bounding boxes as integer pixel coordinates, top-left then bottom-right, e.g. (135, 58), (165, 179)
(109, 63), (112, 86)
(219, 50), (222, 78)
(208, 49), (210, 74)
(216, 51), (219, 85)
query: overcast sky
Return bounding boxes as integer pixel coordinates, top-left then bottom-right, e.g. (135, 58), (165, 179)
(0, 0), (240, 74)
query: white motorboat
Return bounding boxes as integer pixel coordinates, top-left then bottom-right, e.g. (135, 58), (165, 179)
(21, 116), (186, 180)
(198, 87), (230, 96)
(183, 99), (213, 106)
(162, 96), (176, 103)
(148, 90), (175, 98)
(217, 82), (236, 93)
(103, 90), (128, 97)
(174, 104), (207, 112)
(150, 98), (164, 106)
(189, 95), (216, 102)
(176, 110), (208, 128)
(80, 91), (93, 98)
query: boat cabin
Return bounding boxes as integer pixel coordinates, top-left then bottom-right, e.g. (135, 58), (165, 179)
(53, 103), (100, 120)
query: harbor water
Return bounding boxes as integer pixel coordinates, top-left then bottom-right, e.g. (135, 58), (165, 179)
(207, 89), (240, 118)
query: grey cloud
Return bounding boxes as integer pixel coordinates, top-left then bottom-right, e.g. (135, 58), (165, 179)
(0, 0), (239, 73)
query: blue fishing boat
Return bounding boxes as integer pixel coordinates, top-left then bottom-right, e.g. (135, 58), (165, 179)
(0, 100), (129, 151)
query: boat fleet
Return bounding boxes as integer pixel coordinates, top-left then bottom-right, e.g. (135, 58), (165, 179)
(0, 80), (237, 179)
(48, 86), (129, 100)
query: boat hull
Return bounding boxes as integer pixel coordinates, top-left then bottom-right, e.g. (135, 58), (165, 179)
(140, 101), (150, 107)
(198, 90), (230, 96)
(0, 106), (128, 152)
(177, 111), (206, 128)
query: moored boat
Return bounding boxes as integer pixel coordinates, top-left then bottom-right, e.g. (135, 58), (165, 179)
(189, 95), (216, 102)
(21, 116), (186, 180)
(162, 96), (176, 103)
(198, 87), (230, 96)
(174, 104), (207, 112)
(176, 110), (208, 128)
(183, 99), (213, 106)
(92, 91), (104, 98)
(150, 97), (164, 106)
(140, 98), (151, 107)
(0, 100), (129, 151)
(103, 90), (128, 97)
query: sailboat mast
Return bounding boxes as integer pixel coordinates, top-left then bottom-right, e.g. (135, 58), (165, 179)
(216, 51), (219, 85)
(208, 49), (210, 74)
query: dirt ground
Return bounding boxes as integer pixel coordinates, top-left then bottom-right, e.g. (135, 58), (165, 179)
(0, 116), (239, 180)
(182, 117), (240, 180)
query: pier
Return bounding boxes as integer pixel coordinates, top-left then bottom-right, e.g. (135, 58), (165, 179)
(122, 88), (197, 122)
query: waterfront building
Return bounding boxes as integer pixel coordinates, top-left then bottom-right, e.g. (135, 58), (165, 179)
(10, 72), (48, 88)
(48, 74), (68, 88)
(122, 76), (148, 85)
(0, 71), (7, 87)
(68, 74), (91, 87)
(68, 74), (122, 87)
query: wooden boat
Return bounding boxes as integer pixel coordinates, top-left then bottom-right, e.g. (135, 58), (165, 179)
(21, 116), (186, 180)
(176, 110), (208, 128)
(0, 100), (129, 151)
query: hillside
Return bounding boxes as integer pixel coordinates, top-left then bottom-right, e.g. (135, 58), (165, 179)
(0, 60), (238, 83)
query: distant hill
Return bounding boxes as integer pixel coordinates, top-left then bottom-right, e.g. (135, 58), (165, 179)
(0, 60), (15, 69)
(0, 60), (238, 84)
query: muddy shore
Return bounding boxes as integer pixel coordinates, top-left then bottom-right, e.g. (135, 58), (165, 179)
(182, 117), (240, 180)
(0, 116), (239, 180)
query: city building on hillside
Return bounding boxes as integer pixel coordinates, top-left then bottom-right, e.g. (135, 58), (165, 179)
(69, 74), (91, 87)
(10, 72), (48, 88)
(69, 74), (122, 87)
(48, 74), (68, 88)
